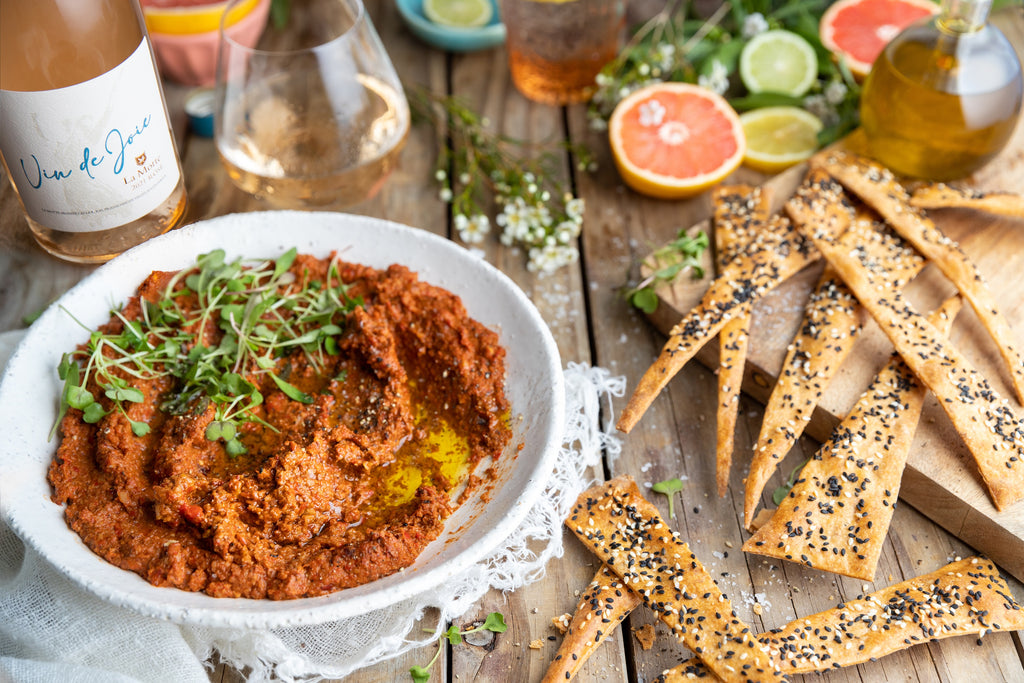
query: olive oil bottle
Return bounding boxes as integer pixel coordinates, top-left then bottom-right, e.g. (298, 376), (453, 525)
(860, 0), (1023, 180)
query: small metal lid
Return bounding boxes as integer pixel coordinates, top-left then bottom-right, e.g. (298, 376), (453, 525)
(184, 88), (215, 138)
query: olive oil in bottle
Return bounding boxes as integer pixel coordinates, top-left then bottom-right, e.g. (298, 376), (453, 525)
(859, 0), (1023, 181)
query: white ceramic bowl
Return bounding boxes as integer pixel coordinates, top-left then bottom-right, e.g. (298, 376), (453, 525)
(0, 211), (563, 629)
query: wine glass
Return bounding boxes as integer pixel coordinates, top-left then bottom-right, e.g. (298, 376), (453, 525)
(215, 0), (410, 208)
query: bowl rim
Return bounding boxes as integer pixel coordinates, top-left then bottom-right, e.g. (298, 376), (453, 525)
(0, 211), (564, 629)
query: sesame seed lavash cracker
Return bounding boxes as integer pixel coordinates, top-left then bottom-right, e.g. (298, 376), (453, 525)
(567, 475), (787, 683)
(744, 264), (864, 529)
(742, 172), (928, 530)
(710, 184), (771, 497)
(744, 293), (963, 581)
(540, 565), (641, 683)
(910, 183), (1024, 220)
(617, 196), (818, 434)
(656, 556), (1024, 681)
(560, 476), (1024, 681)
(794, 173), (1024, 511)
(819, 151), (1024, 405)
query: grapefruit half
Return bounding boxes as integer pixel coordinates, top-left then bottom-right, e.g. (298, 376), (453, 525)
(609, 83), (746, 200)
(820, 0), (939, 78)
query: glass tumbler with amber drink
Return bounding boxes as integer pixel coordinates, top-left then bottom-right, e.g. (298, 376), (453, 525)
(215, 0), (409, 207)
(859, 0), (1022, 180)
(500, 0), (625, 105)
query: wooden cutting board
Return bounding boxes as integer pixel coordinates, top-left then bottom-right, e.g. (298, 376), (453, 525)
(643, 11), (1024, 582)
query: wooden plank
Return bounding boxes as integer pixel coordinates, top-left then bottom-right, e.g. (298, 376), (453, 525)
(445, 38), (619, 683)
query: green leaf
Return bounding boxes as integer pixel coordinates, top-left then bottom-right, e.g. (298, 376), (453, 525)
(270, 0), (291, 30)
(270, 373), (314, 404)
(197, 249), (227, 272)
(772, 457), (811, 505)
(82, 402), (107, 424)
(444, 625), (463, 645)
(274, 248), (298, 279)
(220, 304), (246, 326)
(481, 612), (507, 633)
(409, 666), (431, 683)
(66, 385), (95, 410)
(105, 385), (145, 403)
(651, 478), (685, 519)
(130, 420), (151, 437)
(206, 420), (237, 442)
(630, 288), (659, 314)
(225, 437), (248, 457)
(220, 373), (251, 396)
(57, 353), (74, 381)
(729, 92), (804, 111)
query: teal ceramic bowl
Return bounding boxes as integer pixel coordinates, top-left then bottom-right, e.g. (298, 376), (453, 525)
(395, 0), (505, 52)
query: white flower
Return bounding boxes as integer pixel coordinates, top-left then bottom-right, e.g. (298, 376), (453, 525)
(458, 214), (490, 244)
(434, 169), (447, 182)
(454, 213), (469, 232)
(825, 80), (848, 105)
(439, 188), (453, 202)
(565, 197), (585, 222)
(459, 172), (471, 185)
(554, 220), (580, 244)
(638, 63), (651, 76)
(528, 244), (579, 273)
(657, 43), (676, 70)
(742, 12), (768, 39)
(698, 60), (729, 96)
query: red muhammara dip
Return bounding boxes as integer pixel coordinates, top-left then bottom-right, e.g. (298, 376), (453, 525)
(48, 252), (511, 599)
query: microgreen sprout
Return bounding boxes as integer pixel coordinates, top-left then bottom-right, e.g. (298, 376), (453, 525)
(410, 612), (507, 682)
(625, 229), (708, 314)
(652, 477), (685, 519)
(50, 248), (361, 455)
(772, 457), (810, 505)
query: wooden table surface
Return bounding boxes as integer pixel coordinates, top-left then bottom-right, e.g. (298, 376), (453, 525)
(2, 3), (1023, 682)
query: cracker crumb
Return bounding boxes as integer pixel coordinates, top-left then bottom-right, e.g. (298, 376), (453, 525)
(552, 613), (571, 635)
(529, 639), (544, 650)
(633, 624), (657, 651)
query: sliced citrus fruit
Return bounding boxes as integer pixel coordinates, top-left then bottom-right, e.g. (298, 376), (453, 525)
(423, 0), (493, 28)
(141, 0), (261, 35)
(609, 83), (746, 199)
(820, 0), (938, 78)
(738, 106), (823, 172)
(739, 29), (819, 97)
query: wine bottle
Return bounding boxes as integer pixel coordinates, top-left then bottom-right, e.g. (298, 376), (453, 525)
(0, 0), (188, 263)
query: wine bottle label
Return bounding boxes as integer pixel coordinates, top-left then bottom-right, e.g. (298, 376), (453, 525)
(0, 39), (182, 234)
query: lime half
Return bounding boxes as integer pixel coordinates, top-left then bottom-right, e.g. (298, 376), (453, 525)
(423, 0), (494, 28)
(739, 30), (818, 97)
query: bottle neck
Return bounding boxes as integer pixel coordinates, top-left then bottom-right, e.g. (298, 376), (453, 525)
(937, 0), (992, 33)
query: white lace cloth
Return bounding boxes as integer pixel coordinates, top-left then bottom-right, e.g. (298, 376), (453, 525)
(0, 326), (623, 683)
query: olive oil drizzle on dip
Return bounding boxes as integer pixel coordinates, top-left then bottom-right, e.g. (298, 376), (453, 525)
(48, 251), (511, 600)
